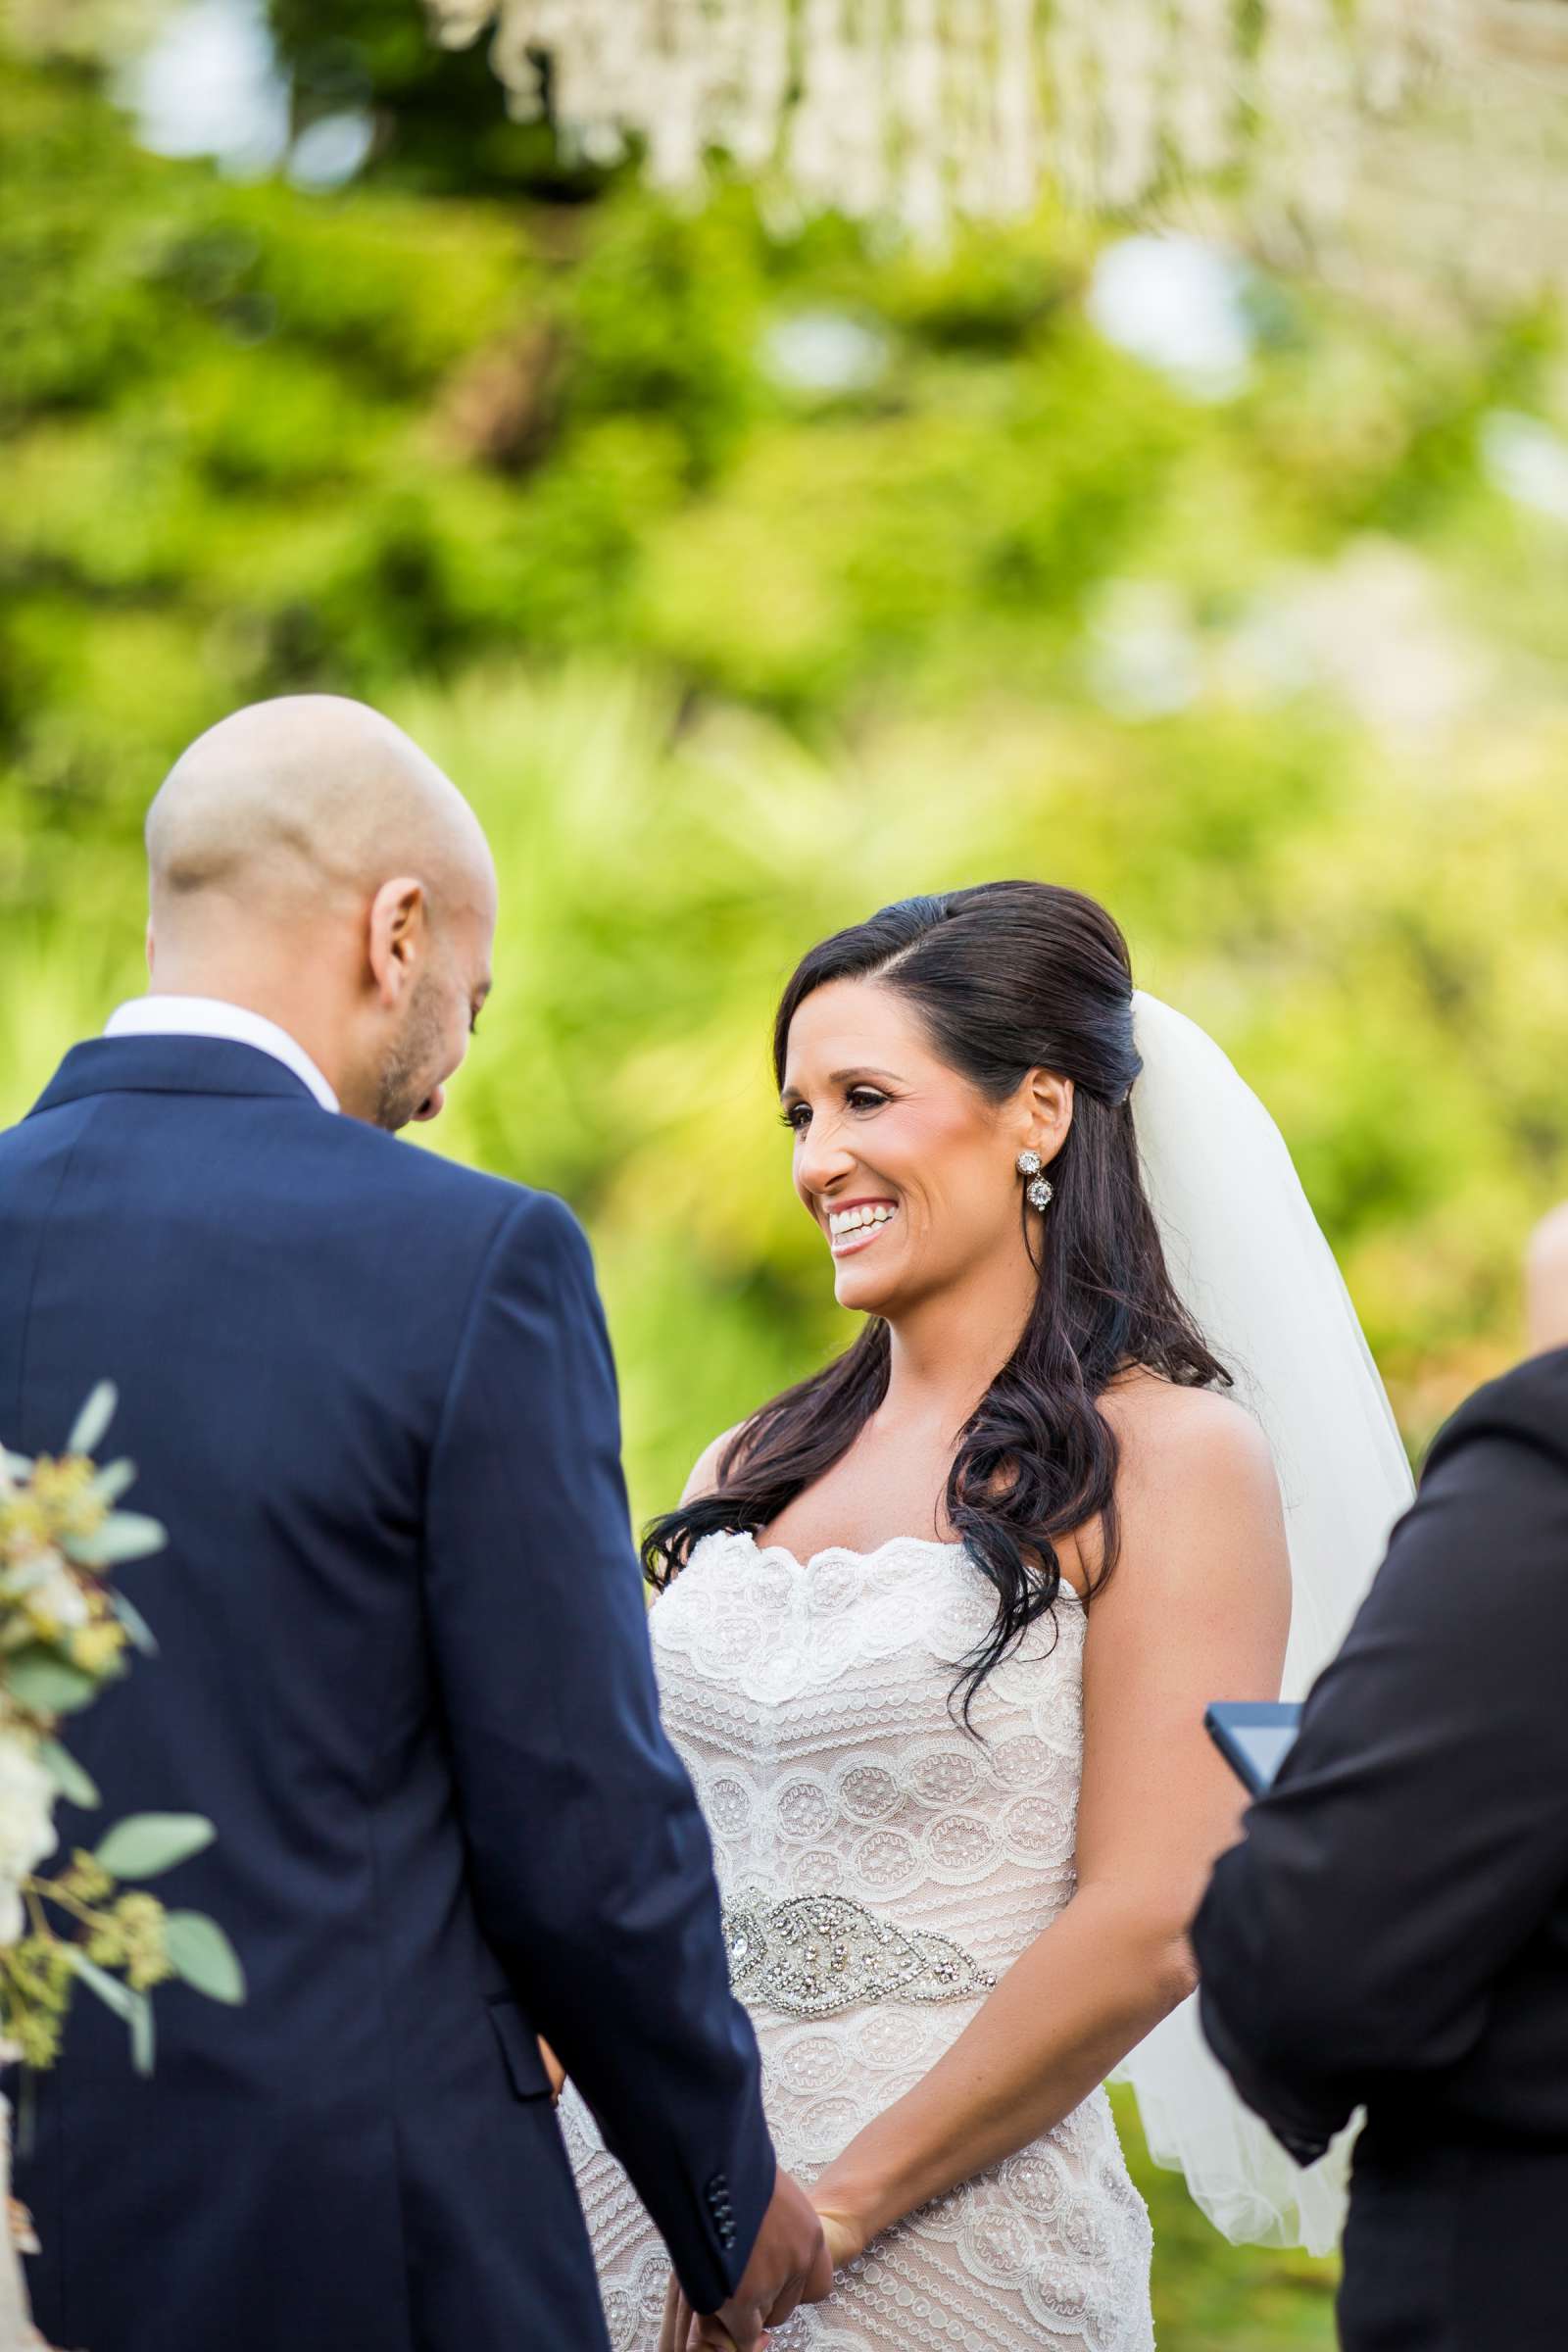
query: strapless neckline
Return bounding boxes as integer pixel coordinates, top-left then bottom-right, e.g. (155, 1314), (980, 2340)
(741, 1530), (964, 1574)
(714, 1526), (1086, 1604)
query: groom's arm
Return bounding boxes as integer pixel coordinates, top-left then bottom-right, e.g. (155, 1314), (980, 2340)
(1193, 1349), (1568, 2163)
(424, 1189), (775, 2312)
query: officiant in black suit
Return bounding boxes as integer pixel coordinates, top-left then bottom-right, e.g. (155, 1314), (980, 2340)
(1193, 1210), (1568, 2350)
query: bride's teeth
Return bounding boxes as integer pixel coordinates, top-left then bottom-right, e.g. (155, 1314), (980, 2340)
(831, 1204), (896, 1238)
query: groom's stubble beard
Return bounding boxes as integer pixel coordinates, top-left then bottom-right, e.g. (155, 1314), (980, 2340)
(374, 964), (449, 1132)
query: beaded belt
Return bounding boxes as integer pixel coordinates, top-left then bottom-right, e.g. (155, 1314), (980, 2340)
(721, 1892), (997, 2020)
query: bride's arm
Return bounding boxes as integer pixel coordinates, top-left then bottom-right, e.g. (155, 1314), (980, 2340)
(679, 1422), (748, 1506)
(807, 1385), (1292, 2255)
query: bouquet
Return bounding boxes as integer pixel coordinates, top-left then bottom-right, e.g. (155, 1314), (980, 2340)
(0, 1385), (244, 2342)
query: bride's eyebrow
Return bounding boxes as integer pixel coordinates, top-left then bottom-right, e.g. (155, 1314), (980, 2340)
(780, 1066), (903, 1102)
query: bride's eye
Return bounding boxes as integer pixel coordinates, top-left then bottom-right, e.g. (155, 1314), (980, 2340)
(848, 1089), (888, 1112)
(780, 1104), (810, 1133)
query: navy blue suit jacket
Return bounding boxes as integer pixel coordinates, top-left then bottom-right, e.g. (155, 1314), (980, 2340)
(1, 1036), (774, 2352)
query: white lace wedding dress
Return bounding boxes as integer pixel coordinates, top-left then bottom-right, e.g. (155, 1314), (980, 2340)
(561, 1529), (1155, 2351)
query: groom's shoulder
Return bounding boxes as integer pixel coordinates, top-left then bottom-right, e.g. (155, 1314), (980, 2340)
(310, 1116), (583, 1264)
(1426, 1348), (1568, 1479)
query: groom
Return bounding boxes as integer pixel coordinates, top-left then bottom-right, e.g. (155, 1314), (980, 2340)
(0, 697), (826, 2351)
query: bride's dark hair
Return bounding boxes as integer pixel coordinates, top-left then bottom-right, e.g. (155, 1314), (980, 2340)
(642, 880), (1230, 1723)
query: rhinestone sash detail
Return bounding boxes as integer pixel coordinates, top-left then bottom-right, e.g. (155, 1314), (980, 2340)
(721, 1890), (998, 2019)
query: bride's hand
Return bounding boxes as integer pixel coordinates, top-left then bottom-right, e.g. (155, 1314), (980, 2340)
(812, 2206), (864, 2271)
(536, 2034), (565, 2104)
(657, 2182), (860, 2352)
(806, 2166), (872, 2274)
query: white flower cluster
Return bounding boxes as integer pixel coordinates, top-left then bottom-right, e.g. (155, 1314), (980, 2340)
(425, 0), (1478, 238)
(0, 1733), (58, 1948)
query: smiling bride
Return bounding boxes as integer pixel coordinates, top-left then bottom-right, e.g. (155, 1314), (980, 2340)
(559, 879), (1412, 2351)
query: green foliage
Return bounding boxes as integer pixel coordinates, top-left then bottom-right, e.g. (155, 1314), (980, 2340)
(0, 1402), (240, 2083)
(93, 1813), (217, 1881)
(37, 1739), (101, 1811)
(1114, 2089), (1339, 2347)
(267, 0), (607, 198)
(163, 1910), (247, 2005)
(66, 1384), (118, 1460)
(4, 1653), (103, 1719)
(62, 1948), (157, 2075)
(3, 1936), (75, 2071)
(5, 36), (1567, 1448)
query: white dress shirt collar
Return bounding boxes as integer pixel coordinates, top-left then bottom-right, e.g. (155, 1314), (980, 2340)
(104, 997), (340, 1113)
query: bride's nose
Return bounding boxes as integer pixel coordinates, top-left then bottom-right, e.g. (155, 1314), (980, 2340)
(797, 1127), (857, 1200)
(415, 1083), (447, 1123)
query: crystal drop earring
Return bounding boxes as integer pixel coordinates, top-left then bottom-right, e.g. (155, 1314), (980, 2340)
(1016, 1149), (1054, 1210)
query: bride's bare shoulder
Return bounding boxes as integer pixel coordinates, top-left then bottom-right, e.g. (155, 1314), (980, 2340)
(1099, 1366), (1276, 1494)
(680, 1421), (752, 1506)
(1088, 1369), (1289, 1631)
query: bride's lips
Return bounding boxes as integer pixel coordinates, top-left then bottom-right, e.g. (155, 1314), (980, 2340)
(826, 1199), (900, 1259)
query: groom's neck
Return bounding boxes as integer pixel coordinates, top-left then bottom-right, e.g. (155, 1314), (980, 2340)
(141, 943), (353, 1106)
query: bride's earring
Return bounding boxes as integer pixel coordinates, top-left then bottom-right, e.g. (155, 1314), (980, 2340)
(1016, 1149), (1054, 1211)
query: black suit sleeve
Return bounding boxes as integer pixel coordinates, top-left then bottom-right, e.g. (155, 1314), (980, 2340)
(1193, 1349), (1568, 2164)
(424, 1191), (775, 2309)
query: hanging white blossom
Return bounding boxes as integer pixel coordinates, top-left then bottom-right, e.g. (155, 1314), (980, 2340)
(426, 0), (1421, 221)
(422, 0), (1568, 291)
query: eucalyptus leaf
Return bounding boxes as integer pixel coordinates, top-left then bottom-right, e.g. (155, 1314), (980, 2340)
(89, 1459), (137, 1508)
(111, 1590), (158, 1657)
(66, 1948), (134, 2022)
(164, 1911), (246, 2005)
(64, 1513), (167, 1570)
(6, 1649), (102, 1717)
(94, 1813), (216, 1881)
(2, 1556), (55, 1597)
(38, 1738), (100, 1809)
(67, 1384), (118, 1460)
(128, 1990), (156, 2078)
(1, 1451), (33, 1483)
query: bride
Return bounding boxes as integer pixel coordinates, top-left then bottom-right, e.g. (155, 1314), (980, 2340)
(559, 879), (1412, 2351)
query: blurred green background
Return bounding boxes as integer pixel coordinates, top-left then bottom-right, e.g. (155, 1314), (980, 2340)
(6, 6), (1568, 2338)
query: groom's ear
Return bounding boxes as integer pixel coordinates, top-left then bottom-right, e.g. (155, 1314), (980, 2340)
(145, 918), (156, 977)
(368, 875), (428, 1004)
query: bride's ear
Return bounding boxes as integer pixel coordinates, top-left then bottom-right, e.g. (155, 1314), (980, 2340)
(1020, 1068), (1073, 1164)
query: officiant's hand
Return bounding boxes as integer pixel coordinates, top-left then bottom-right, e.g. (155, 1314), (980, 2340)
(1527, 1203), (1568, 1355)
(659, 2166), (830, 2350)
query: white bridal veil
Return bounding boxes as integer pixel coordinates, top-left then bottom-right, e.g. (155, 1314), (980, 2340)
(1115, 992), (1416, 2257)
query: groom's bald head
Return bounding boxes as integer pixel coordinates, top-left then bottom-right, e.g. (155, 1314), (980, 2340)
(143, 696), (497, 1130)
(147, 695), (490, 928)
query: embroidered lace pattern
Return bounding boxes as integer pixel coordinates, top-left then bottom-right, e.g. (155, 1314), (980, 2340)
(561, 1530), (1154, 2350)
(723, 1890), (996, 2017)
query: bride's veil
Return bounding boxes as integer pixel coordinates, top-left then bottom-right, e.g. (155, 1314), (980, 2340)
(1111, 991), (1415, 2256)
